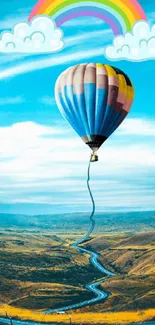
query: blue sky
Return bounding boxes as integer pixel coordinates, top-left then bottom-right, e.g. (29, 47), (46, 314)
(0, 0), (155, 214)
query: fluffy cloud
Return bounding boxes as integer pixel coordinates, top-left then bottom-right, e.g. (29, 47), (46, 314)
(105, 21), (155, 62)
(1, 120), (155, 210)
(117, 118), (155, 136)
(0, 16), (64, 53)
(1, 119), (155, 179)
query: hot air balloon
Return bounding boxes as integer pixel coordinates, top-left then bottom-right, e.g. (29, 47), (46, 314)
(55, 63), (134, 162)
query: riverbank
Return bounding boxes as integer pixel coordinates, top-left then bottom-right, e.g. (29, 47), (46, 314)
(0, 306), (155, 324)
(0, 230), (154, 322)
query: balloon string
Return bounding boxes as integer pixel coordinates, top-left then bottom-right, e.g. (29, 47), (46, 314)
(86, 156), (96, 239)
(73, 155), (95, 246)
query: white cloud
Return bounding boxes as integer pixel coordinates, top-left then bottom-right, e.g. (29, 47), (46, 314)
(40, 96), (56, 106)
(0, 47), (105, 79)
(118, 118), (155, 136)
(1, 119), (155, 178)
(0, 96), (24, 105)
(0, 121), (60, 143)
(0, 16), (64, 53)
(1, 119), (155, 209)
(105, 21), (155, 62)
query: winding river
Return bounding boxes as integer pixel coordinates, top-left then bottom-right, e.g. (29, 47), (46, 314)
(0, 220), (153, 324)
(0, 159), (153, 324)
(45, 239), (115, 314)
(0, 235), (117, 324)
(44, 157), (115, 314)
(0, 318), (154, 325)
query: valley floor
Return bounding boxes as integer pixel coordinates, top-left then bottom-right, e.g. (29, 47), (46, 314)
(0, 307), (155, 324)
(0, 229), (154, 323)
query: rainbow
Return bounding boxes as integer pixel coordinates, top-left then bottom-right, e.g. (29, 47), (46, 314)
(29, 0), (147, 36)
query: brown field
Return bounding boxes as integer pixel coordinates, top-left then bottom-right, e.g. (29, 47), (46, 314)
(81, 232), (155, 313)
(0, 306), (155, 324)
(0, 230), (154, 323)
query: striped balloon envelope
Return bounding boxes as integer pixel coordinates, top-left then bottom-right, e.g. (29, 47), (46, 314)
(55, 63), (134, 155)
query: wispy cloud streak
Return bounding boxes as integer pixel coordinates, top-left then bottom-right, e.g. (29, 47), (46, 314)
(0, 96), (24, 105)
(0, 47), (105, 80)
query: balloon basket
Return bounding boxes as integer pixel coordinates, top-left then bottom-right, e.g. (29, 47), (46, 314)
(90, 153), (98, 162)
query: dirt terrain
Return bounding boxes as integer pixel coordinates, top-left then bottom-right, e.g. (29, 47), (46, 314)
(0, 229), (154, 323)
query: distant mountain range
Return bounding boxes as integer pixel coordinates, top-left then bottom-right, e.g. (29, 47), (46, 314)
(0, 211), (154, 232)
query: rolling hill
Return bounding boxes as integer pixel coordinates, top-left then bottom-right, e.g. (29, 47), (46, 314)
(0, 210), (154, 233)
